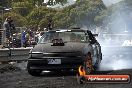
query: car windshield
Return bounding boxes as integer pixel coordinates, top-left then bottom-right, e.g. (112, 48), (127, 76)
(38, 31), (89, 43)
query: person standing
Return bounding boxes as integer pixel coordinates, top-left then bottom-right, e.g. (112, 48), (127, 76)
(3, 17), (11, 42)
(47, 17), (53, 30)
(21, 31), (27, 47)
(8, 19), (16, 36)
(3, 16), (16, 47)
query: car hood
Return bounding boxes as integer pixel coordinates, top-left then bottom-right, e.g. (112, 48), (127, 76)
(32, 42), (88, 53)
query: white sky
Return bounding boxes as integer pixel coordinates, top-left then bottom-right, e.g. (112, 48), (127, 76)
(45, 0), (76, 8)
(102, 0), (123, 6)
(44, 0), (76, 4)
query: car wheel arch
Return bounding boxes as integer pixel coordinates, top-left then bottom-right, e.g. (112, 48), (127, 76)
(83, 44), (94, 56)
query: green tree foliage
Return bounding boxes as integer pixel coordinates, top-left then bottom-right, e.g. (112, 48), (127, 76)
(2, 12), (28, 27)
(0, 0), (12, 7)
(0, 0), (107, 30)
(26, 6), (56, 29)
(26, 0), (105, 29)
(53, 0), (106, 28)
(11, 1), (34, 16)
(26, 0), (44, 6)
(12, 0), (68, 6)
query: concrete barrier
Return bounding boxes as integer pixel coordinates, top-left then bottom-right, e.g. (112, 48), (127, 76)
(0, 47), (32, 62)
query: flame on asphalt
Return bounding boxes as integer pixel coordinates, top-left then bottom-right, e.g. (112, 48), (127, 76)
(78, 66), (86, 76)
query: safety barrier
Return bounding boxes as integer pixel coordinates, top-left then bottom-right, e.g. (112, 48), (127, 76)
(0, 47), (32, 62)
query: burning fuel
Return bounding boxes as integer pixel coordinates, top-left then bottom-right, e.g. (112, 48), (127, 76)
(78, 66), (86, 76)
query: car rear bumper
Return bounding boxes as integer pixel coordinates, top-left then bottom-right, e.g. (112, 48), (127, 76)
(28, 57), (84, 70)
(29, 64), (82, 70)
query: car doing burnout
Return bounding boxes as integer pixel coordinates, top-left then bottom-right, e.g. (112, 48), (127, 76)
(27, 29), (102, 76)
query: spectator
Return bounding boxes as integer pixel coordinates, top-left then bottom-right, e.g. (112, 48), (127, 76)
(21, 31), (27, 47)
(35, 32), (39, 43)
(8, 19), (16, 35)
(39, 32), (44, 41)
(47, 17), (53, 30)
(3, 17), (11, 42)
(3, 16), (16, 47)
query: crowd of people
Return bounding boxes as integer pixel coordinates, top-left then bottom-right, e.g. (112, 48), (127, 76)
(21, 30), (44, 47)
(2, 16), (44, 48)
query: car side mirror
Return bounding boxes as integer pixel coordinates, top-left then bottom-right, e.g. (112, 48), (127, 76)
(93, 34), (98, 37)
(90, 39), (96, 44)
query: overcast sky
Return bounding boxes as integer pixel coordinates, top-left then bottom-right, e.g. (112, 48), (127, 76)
(44, 0), (76, 4)
(102, 0), (123, 6)
(45, 0), (76, 8)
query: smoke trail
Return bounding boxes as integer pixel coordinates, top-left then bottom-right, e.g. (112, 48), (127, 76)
(98, 0), (132, 71)
(99, 52), (132, 71)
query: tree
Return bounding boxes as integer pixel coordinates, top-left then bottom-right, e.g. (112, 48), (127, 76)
(0, 0), (106, 30)
(12, 1), (34, 16)
(0, 0), (12, 7)
(1, 12), (28, 27)
(57, 0), (106, 28)
(26, 6), (56, 29)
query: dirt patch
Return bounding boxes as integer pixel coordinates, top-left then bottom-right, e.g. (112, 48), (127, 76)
(0, 64), (21, 73)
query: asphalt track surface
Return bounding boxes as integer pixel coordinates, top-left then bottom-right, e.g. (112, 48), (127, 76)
(0, 68), (132, 88)
(0, 53), (132, 88)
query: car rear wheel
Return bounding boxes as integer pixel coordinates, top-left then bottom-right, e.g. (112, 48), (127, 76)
(28, 69), (42, 76)
(27, 62), (41, 76)
(84, 53), (93, 74)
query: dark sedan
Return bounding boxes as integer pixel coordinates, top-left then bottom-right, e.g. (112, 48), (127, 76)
(27, 29), (102, 76)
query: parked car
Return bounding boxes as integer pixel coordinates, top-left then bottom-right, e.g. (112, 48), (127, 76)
(27, 28), (102, 76)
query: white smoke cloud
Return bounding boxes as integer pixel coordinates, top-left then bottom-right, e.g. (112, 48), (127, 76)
(98, 0), (132, 71)
(100, 53), (132, 71)
(102, 0), (123, 6)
